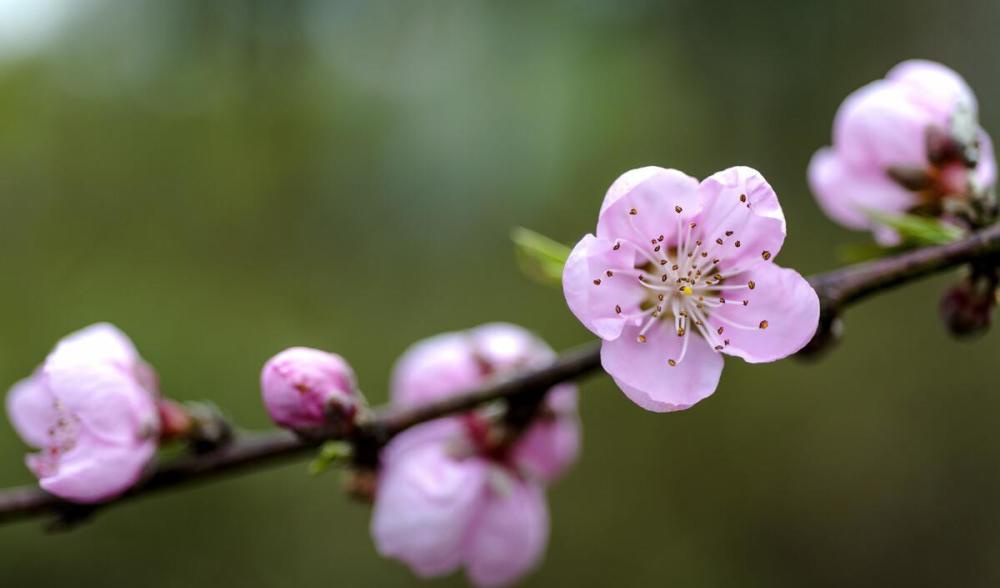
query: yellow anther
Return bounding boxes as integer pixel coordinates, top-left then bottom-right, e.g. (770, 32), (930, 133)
(681, 286), (694, 296)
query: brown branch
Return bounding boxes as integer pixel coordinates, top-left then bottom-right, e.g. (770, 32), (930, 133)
(2, 222), (1000, 527)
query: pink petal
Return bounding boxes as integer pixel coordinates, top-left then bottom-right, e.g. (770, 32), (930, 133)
(46, 323), (140, 371)
(563, 234), (647, 340)
(5, 374), (57, 448)
(714, 263), (820, 363)
(696, 166), (786, 273)
(600, 322), (724, 412)
(808, 148), (916, 230)
(833, 80), (931, 169)
(390, 332), (485, 409)
(379, 418), (469, 467)
(469, 323), (554, 372)
(886, 59), (977, 120)
(465, 478), (549, 588)
(43, 361), (156, 446)
(371, 436), (488, 578)
(37, 433), (156, 504)
(596, 167), (702, 245)
(510, 385), (580, 483)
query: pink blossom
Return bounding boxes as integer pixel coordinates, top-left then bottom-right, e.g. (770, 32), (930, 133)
(260, 347), (360, 431)
(390, 323), (580, 482)
(563, 166), (820, 412)
(371, 324), (578, 586)
(371, 419), (549, 588)
(808, 60), (996, 243)
(5, 324), (160, 503)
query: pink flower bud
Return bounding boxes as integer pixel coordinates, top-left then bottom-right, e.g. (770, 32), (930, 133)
(260, 347), (360, 431)
(5, 324), (160, 504)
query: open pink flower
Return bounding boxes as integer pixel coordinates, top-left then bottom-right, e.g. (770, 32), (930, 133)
(390, 323), (580, 482)
(5, 324), (160, 503)
(371, 419), (550, 588)
(809, 60), (996, 243)
(260, 347), (360, 431)
(371, 324), (578, 586)
(563, 166), (820, 412)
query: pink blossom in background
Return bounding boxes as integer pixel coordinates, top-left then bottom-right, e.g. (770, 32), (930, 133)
(390, 323), (580, 482)
(260, 347), (360, 430)
(563, 166), (820, 412)
(808, 60), (996, 243)
(5, 324), (160, 503)
(372, 419), (550, 588)
(372, 324), (579, 586)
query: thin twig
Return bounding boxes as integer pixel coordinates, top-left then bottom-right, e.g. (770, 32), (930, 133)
(2, 222), (999, 527)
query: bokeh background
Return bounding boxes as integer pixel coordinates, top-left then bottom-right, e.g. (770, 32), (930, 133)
(1, 0), (999, 586)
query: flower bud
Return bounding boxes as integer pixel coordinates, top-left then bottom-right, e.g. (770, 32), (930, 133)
(940, 272), (998, 338)
(261, 347), (361, 432)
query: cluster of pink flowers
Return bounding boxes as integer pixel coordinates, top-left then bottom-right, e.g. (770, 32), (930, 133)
(3, 57), (992, 587)
(809, 60), (996, 243)
(372, 323), (580, 587)
(253, 323), (580, 586)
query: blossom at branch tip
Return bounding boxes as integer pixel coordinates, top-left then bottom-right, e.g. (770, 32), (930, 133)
(5, 324), (160, 504)
(808, 59), (997, 243)
(260, 347), (361, 431)
(371, 324), (578, 587)
(563, 166), (820, 412)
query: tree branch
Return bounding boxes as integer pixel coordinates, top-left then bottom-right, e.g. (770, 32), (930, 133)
(2, 222), (999, 527)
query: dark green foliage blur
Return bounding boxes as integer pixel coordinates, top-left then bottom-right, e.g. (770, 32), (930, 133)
(1, 1), (999, 586)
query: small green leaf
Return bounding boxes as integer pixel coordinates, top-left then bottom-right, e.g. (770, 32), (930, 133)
(307, 441), (352, 476)
(837, 241), (909, 264)
(511, 226), (571, 286)
(866, 210), (964, 245)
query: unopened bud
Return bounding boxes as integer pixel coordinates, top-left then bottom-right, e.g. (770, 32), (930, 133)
(261, 347), (362, 433)
(940, 272), (998, 338)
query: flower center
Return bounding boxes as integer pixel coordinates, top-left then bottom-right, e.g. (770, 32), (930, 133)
(29, 399), (81, 477)
(598, 200), (772, 367)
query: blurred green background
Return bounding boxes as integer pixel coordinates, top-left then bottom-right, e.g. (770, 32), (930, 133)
(1, 0), (999, 586)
